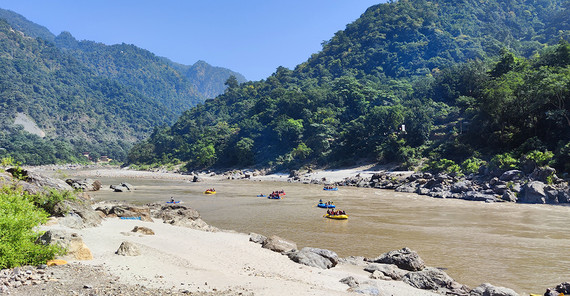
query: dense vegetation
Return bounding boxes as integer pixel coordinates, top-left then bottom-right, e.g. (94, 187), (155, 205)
(0, 19), (175, 164)
(0, 159), (69, 268)
(0, 9), (54, 42)
(128, 0), (570, 175)
(0, 8), (246, 164)
(54, 31), (205, 113)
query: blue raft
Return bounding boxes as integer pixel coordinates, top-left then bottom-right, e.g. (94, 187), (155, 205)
(323, 187), (338, 191)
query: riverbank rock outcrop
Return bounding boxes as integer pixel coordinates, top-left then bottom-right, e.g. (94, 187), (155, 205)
(403, 267), (470, 295)
(110, 182), (134, 192)
(469, 283), (519, 296)
(95, 204), (153, 222)
(287, 247), (339, 269)
(65, 178), (101, 191)
(360, 248), (521, 295)
(116, 241), (141, 256)
(147, 203), (218, 231)
(262, 235), (297, 254)
(367, 247), (425, 271)
(37, 230), (93, 261)
(287, 164), (569, 206)
(53, 198), (102, 228)
(3, 168), (73, 195)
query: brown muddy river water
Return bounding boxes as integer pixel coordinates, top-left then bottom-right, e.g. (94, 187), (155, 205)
(67, 171), (569, 294)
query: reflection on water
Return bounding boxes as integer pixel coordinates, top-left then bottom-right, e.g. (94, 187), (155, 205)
(80, 173), (569, 294)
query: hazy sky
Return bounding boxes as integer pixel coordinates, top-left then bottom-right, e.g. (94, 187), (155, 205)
(0, 0), (385, 81)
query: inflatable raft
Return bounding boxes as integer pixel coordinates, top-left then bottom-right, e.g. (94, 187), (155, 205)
(204, 190), (216, 195)
(323, 187), (338, 191)
(317, 203), (336, 208)
(324, 214), (348, 220)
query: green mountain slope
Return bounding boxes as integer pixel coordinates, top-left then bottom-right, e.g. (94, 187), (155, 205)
(129, 0), (570, 174)
(0, 19), (173, 164)
(54, 31), (205, 114)
(167, 60), (248, 99)
(0, 8), (248, 164)
(297, 0), (567, 79)
(0, 9), (54, 42)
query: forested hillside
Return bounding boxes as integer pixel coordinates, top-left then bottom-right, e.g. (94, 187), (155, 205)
(0, 9), (54, 42)
(128, 0), (570, 175)
(54, 31), (205, 113)
(0, 8), (247, 164)
(0, 19), (173, 164)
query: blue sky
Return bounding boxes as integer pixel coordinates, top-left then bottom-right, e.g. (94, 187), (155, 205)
(0, 0), (385, 81)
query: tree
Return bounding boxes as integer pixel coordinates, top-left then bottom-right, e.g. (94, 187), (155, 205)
(224, 75), (239, 90)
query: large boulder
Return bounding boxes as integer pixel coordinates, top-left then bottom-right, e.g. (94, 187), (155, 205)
(395, 182), (418, 193)
(97, 204), (153, 222)
(116, 241), (141, 256)
(499, 170), (524, 182)
(110, 182), (134, 192)
(463, 191), (500, 202)
(518, 181), (547, 204)
(469, 283), (519, 296)
(153, 204), (200, 222)
(171, 217), (218, 232)
(37, 230), (93, 260)
(287, 247), (339, 269)
(339, 276), (380, 296)
(53, 199), (102, 228)
(262, 235), (297, 254)
(403, 267), (469, 295)
(249, 233), (267, 244)
(364, 263), (407, 280)
(368, 247), (425, 271)
(65, 178), (102, 191)
(5, 168), (73, 194)
(529, 167), (556, 183)
(151, 203), (217, 231)
(451, 180), (472, 193)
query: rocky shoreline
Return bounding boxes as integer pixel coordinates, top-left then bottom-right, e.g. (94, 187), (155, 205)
(221, 165), (570, 206)
(3, 165), (569, 295)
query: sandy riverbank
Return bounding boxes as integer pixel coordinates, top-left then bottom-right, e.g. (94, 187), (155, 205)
(29, 217), (439, 296)
(33, 163), (409, 184)
(14, 165), (443, 295)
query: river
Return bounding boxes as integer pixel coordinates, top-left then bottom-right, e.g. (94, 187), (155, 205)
(68, 171), (569, 295)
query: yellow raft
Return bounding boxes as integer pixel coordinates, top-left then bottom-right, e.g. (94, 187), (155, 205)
(324, 214), (348, 220)
(204, 190), (216, 195)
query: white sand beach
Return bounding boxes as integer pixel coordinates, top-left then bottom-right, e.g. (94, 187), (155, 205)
(41, 217), (439, 296)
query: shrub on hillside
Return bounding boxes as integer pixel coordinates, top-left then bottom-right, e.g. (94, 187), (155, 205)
(0, 186), (63, 268)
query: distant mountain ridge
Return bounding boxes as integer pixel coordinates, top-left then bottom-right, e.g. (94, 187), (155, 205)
(0, 9), (54, 42)
(0, 7), (247, 164)
(0, 8), (246, 102)
(54, 31), (205, 113)
(167, 59), (247, 99)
